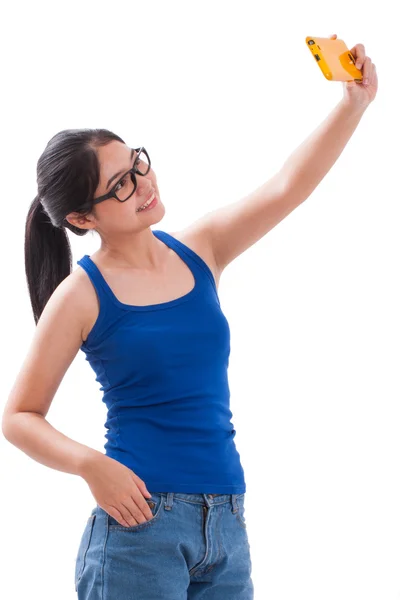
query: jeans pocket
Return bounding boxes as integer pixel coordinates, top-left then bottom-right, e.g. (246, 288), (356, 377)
(75, 514), (96, 590)
(107, 493), (164, 532)
(236, 497), (247, 529)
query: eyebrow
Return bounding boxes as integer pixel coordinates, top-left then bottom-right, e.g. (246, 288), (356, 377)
(106, 148), (135, 190)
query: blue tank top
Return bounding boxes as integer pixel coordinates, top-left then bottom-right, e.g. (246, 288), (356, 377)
(76, 230), (246, 494)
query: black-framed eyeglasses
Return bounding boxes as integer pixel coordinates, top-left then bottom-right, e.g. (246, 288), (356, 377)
(92, 146), (151, 205)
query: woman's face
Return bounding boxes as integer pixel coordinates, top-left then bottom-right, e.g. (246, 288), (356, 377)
(73, 140), (165, 234)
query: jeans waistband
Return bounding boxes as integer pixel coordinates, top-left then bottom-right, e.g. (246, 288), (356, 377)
(149, 491), (244, 512)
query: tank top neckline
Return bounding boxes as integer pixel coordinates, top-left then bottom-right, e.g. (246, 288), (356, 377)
(80, 229), (201, 312)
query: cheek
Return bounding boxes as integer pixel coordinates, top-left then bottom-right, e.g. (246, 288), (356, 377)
(98, 200), (139, 226)
(115, 202), (140, 223)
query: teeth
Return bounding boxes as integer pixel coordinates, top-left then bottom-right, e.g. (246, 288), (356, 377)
(137, 193), (155, 212)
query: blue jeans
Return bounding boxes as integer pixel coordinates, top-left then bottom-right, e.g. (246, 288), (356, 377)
(75, 491), (254, 599)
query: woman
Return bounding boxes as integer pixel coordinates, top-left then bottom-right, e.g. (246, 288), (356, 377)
(2, 36), (377, 599)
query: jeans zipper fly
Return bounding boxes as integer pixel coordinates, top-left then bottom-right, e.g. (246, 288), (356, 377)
(203, 505), (208, 535)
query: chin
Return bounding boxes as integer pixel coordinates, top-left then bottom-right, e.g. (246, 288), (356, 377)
(153, 202), (166, 224)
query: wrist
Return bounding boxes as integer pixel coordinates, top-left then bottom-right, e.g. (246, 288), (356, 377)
(339, 97), (370, 117)
(77, 446), (104, 479)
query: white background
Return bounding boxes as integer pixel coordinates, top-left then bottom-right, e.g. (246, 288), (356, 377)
(1, 1), (399, 598)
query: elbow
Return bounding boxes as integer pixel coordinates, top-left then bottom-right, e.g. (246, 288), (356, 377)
(2, 412), (16, 442)
(2, 410), (45, 444)
(2, 411), (26, 444)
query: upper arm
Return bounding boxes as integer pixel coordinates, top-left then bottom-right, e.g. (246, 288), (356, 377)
(202, 172), (294, 271)
(2, 273), (87, 424)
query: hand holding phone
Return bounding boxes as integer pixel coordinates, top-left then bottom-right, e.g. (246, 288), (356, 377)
(306, 36), (363, 82)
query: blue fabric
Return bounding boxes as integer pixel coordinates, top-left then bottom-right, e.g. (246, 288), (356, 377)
(75, 492), (254, 599)
(76, 230), (246, 494)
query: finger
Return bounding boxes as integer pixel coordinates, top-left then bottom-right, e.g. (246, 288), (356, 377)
(369, 63), (377, 86)
(362, 56), (372, 83)
(120, 500), (148, 526)
(329, 34), (337, 39)
(132, 473), (152, 498)
(130, 478), (154, 520)
(107, 506), (131, 528)
(134, 494), (154, 521)
(350, 43), (366, 69)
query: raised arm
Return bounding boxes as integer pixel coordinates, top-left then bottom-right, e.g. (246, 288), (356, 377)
(188, 38), (378, 273)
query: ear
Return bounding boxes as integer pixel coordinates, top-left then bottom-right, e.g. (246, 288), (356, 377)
(64, 211), (97, 231)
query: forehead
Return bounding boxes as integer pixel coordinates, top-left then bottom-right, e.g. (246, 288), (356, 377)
(98, 141), (132, 172)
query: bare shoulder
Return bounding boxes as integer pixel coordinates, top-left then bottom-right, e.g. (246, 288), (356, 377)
(2, 268), (96, 421)
(168, 219), (221, 288)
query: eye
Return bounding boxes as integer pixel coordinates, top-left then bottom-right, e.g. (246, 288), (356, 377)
(115, 177), (128, 191)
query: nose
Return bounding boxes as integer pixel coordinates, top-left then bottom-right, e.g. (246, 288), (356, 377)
(137, 179), (154, 196)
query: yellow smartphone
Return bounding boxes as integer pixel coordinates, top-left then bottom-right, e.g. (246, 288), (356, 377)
(306, 36), (363, 82)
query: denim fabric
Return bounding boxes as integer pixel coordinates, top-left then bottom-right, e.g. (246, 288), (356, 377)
(74, 491), (254, 599)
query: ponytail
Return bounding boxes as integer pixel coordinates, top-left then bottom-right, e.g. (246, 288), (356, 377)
(24, 195), (72, 325)
(25, 128), (126, 325)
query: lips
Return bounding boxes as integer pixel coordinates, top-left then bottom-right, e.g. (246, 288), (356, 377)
(137, 191), (156, 211)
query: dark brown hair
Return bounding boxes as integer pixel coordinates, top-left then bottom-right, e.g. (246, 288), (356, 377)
(24, 128), (125, 324)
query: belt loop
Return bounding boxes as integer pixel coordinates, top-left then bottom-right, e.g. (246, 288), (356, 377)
(164, 492), (174, 511)
(231, 494), (239, 513)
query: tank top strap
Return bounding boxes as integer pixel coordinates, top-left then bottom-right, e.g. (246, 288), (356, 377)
(76, 255), (112, 300)
(153, 230), (218, 297)
(76, 255), (120, 350)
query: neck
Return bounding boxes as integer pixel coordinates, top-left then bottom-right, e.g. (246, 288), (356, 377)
(97, 228), (167, 271)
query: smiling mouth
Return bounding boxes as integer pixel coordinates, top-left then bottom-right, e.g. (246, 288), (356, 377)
(136, 192), (157, 212)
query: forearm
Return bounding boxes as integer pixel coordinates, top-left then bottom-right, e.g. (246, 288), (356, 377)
(278, 98), (369, 204)
(2, 412), (102, 478)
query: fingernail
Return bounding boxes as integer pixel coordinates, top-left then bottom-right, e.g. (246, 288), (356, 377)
(364, 78), (369, 85)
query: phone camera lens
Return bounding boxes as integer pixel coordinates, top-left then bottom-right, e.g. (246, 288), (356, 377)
(308, 40), (315, 45)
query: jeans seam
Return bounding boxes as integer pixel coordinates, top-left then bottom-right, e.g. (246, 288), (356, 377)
(76, 515), (96, 586)
(236, 501), (247, 529)
(216, 507), (223, 564)
(101, 513), (109, 600)
(189, 505), (210, 577)
(206, 507), (223, 574)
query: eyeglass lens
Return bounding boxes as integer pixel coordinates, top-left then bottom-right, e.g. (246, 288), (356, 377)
(115, 149), (150, 202)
